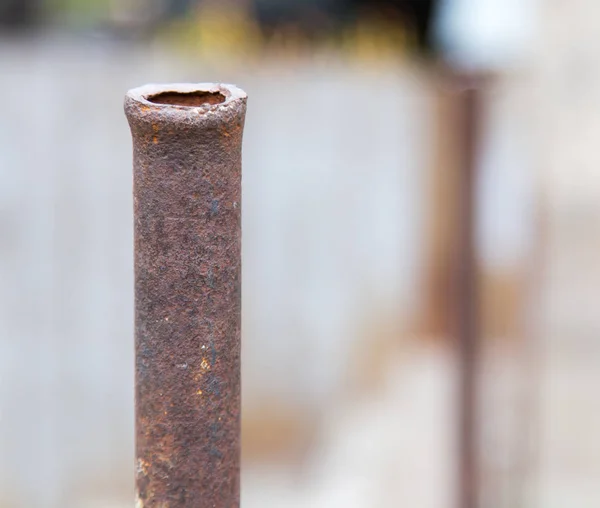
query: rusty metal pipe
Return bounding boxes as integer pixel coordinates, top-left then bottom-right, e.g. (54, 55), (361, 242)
(125, 83), (247, 508)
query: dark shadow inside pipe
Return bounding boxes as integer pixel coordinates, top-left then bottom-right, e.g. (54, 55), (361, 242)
(149, 91), (226, 107)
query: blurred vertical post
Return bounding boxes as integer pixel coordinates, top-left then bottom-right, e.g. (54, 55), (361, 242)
(453, 73), (483, 508)
(426, 67), (484, 508)
(435, 2), (539, 506)
(125, 83), (247, 508)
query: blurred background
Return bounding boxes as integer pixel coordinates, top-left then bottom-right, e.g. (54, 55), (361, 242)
(1, 0), (599, 507)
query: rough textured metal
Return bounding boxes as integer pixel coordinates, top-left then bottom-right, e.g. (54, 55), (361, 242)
(125, 83), (247, 508)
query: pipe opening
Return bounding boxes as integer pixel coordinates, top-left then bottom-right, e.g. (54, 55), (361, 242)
(148, 90), (226, 107)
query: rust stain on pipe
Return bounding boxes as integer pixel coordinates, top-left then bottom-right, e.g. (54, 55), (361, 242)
(125, 83), (247, 508)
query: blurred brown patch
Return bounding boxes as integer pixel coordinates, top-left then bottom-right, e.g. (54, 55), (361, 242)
(480, 269), (525, 341)
(417, 79), (462, 340)
(417, 77), (527, 345)
(345, 311), (408, 397)
(242, 400), (321, 466)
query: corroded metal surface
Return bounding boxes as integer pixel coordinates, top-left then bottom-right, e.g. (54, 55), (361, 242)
(125, 83), (246, 508)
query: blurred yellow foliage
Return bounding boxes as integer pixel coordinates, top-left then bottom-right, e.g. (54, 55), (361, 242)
(161, 3), (261, 64)
(160, 4), (413, 65)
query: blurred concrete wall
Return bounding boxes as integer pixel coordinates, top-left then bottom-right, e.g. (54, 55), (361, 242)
(0, 15), (548, 504)
(0, 35), (435, 507)
(528, 2), (600, 506)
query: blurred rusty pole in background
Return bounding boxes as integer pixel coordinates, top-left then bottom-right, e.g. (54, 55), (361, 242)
(453, 73), (484, 508)
(125, 83), (247, 508)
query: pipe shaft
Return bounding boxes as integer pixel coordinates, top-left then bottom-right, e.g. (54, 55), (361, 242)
(125, 83), (247, 508)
